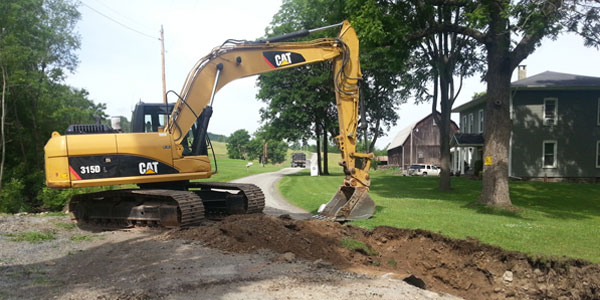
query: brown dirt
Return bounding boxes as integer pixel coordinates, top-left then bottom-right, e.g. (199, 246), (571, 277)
(165, 214), (600, 300)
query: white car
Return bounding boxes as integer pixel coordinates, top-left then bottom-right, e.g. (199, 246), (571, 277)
(407, 164), (440, 176)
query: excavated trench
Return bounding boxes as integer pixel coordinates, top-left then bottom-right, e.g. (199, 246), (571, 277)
(165, 214), (600, 300)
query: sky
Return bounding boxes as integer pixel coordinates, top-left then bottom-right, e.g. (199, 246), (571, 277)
(66, 0), (600, 149)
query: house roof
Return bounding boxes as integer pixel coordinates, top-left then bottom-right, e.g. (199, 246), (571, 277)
(511, 71), (600, 88)
(453, 71), (600, 113)
(451, 133), (484, 147)
(452, 94), (486, 113)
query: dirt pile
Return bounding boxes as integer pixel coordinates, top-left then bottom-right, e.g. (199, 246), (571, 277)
(165, 214), (600, 300)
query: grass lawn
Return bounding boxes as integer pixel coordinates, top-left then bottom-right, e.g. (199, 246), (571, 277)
(279, 166), (600, 263)
(200, 141), (302, 182)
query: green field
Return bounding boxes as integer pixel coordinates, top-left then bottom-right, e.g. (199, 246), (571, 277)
(279, 160), (600, 263)
(202, 141), (303, 182)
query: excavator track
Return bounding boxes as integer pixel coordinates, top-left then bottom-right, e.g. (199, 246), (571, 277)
(69, 189), (204, 228)
(68, 182), (264, 229)
(188, 182), (265, 214)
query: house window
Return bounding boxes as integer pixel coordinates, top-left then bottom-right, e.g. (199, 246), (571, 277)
(418, 152), (424, 159)
(597, 141), (600, 168)
(468, 113), (474, 133)
(478, 109), (484, 133)
(543, 140), (557, 168)
(597, 98), (600, 126)
(543, 98), (558, 126)
(462, 116), (467, 133)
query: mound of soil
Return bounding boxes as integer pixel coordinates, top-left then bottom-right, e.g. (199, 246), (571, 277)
(164, 214), (600, 300)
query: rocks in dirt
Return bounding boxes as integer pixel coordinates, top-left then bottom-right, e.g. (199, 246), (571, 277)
(278, 214), (292, 220)
(503, 270), (513, 282)
(278, 252), (296, 263)
(312, 259), (333, 269)
(403, 275), (427, 290)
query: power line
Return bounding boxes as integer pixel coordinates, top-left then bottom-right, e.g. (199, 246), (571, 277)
(80, 2), (158, 41)
(89, 0), (155, 33)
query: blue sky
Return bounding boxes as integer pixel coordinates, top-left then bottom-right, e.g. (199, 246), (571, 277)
(66, 0), (600, 149)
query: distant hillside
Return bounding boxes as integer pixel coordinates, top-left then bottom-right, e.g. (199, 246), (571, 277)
(208, 132), (228, 143)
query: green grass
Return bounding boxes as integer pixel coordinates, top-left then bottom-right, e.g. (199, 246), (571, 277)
(70, 234), (92, 242)
(341, 238), (378, 256)
(36, 212), (68, 217)
(202, 141), (308, 182)
(279, 168), (600, 263)
(6, 232), (56, 243)
(53, 222), (76, 230)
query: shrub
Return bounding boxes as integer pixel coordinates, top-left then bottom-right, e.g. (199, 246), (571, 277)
(38, 187), (77, 212)
(0, 178), (27, 213)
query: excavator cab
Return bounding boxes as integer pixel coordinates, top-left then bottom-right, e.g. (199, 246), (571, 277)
(131, 102), (174, 133)
(131, 102), (214, 157)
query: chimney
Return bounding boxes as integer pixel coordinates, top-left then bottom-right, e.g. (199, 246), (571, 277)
(518, 65), (527, 80)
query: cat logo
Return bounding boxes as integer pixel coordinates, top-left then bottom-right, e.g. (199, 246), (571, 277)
(263, 51), (306, 69)
(139, 162), (159, 175)
(274, 52), (293, 66)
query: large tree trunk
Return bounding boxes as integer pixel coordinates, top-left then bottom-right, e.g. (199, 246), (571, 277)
(438, 68), (452, 191)
(479, 14), (513, 206)
(368, 119), (381, 153)
(438, 109), (452, 191)
(322, 128), (329, 175)
(0, 66), (6, 189)
(315, 123), (322, 175)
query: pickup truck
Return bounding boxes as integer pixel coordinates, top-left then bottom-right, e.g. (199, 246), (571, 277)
(407, 164), (440, 176)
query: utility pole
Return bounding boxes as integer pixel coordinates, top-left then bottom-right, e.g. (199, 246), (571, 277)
(160, 25), (167, 126)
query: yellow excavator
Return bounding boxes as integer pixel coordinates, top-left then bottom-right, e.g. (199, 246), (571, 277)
(44, 20), (375, 227)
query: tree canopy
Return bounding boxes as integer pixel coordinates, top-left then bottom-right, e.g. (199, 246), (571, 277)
(0, 0), (105, 212)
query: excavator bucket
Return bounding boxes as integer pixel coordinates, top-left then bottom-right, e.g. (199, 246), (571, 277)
(317, 186), (375, 221)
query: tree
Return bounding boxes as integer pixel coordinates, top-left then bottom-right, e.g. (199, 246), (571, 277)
(226, 129), (251, 160)
(374, 1), (483, 191)
(266, 140), (288, 164)
(413, 0), (600, 206)
(347, 0), (408, 154)
(258, 0), (406, 175)
(0, 0), (105, 212)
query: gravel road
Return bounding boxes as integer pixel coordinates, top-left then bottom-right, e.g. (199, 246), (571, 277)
(232, 167), (311, 219)
(0, 164), (461, 300)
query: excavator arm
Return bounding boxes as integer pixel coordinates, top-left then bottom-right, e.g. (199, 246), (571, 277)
(166, 21), (374, 220)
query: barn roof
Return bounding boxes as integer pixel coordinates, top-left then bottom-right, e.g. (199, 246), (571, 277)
(387, 113), (458, 150)
(387, 121), (418, 150)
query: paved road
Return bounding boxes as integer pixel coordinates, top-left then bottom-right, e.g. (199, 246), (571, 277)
(231, 167), (312, 219)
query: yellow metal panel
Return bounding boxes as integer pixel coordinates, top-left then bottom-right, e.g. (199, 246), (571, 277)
(173, 156), (211, 174)
(45, 157), (70, 188)
(116, 132), (174, 166)
(44, 133), (67, 158)
(66, 134), (117, 156)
